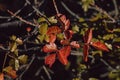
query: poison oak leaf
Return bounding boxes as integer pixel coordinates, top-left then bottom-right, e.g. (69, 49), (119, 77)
(57, 46), (71, 65)
(70, 41), (80, 48)
(47, 26), (61, 35)
(3, 66), (17, 79)
(57, 53), (68, 65)
(0, 73), (4, 80)
(64, 30), (74, 39)
(43, 43), (57, 53)
(57, 14), (70, 30)
(48, 34), (56, 43)
(90, 41), (109, 52)
(60, 39), (70, 45)
(84, 28), (92, 44)
(83, 45), (90, 62)
(59, 46), (71, 58)
(45, 54), (56, 67)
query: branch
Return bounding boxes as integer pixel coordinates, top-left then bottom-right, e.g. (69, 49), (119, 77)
(61, 1), (80, 19)
(53, 0), (59, 14)
(7, 10), (37, 27)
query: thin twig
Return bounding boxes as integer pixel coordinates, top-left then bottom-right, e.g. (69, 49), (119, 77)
(2, 52), (10, 72)
(25, 0), (51, 25)
(43, 66), (52, 80)
(112, 0), (119, 18)
(17, 54), (35, 80)
(7, 10), (37, 27)
(91, 4), (116, 23)
(61, 1), (80, 19)
(53, 0), (59, 14)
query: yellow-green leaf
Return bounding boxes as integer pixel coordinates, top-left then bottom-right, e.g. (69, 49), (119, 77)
(18, 55), (28, 64)
(37, 35), (45, 43)
(48, 16), (57, 23)
(39, 23), (48, 35)
(72, 25), (79, 33)
(57, 33), (64, 40)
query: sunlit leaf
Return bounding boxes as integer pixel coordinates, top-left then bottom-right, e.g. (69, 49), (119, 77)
(39, 23), (48, 35)
(0, 73), (4, 80)
(38, 17), (46, 23)
(90, 41), (109, 52)
(84, 28), (92, 44)
(83, 45), (89, 62)
(10, 42), (17, 52)
(3, 66), (17, 79)
(15, 59), (19, 71)
(47, 26), (61, 35)
(18, 55), (28, 64)
(43, 43), (57, 53)
(45, 54), (56, 67)
(48, 16), (57, 23)
(72, 25), (79, 33)
(16, 38), (23, 45)
(70, 41), (80, 48)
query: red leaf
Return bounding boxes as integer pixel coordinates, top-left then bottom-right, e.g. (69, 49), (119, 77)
(59, 46), (71, 58)
(57, 53), (68, 65)
(70, 41), (80, 48)
(57, 14), (70, 30)
(84, 29), (92, 44)
(90, 41), (109, 52)
(7, 70), (17, 79)
(43, 43), (57, 53)
(48, 34), (56, 43)
(58, 46), (71, 65)
(83, 45), (90, 62)
(47, 26), (61, 35)
(26, 27), (31, 32)
(45, 54), (56, 67)
(64, 30), (74, 39)
(0, 73), (4, 80)
(60, 39), (70, 45)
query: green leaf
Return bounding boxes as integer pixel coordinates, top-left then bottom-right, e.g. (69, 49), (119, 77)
(92, 50), (103, 57)
(38, 17), (46, 23)
(37, 35), (45, 43)
(18, 55), (28, 64)
(57, 33), (64, 40)
(103, 34), (115, 40)
(72, 25), (79, 33)
(48, 16), (57, 23)
(113, 37), (120, 42)
(39, 23), (48, 35)
(15, 59), (19, 71)
(10, 42), (17, 52)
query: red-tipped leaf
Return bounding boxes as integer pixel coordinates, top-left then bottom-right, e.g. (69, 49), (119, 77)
(0, 73), (4, 80)
(45, 54), (56, 67)
(90, 41), (109, 52)
(43, 43), (57, 53)
(84, 28), (93, 44)
(47, 26), (61, 35)
(83, 45), (90, 62)
(70, 41), (80, 48)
